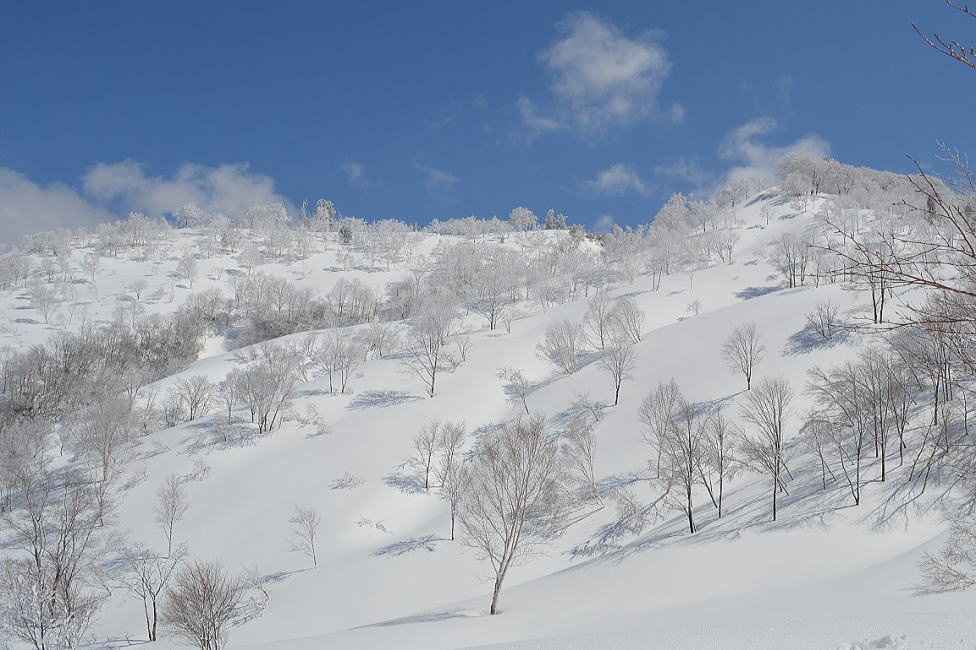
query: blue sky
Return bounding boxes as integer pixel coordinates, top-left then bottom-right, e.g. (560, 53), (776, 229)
(0, 1), (973, 242)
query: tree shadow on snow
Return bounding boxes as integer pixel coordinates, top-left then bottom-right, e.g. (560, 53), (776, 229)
(372, 535), (444, 557)
(354, 609), (478, 630)
(382, 470), (427, 495)
(784, 325), (853, 356)
(734, 285), (782, 300)
(348, 389), (423, 410)
(570, 439), (866, 567)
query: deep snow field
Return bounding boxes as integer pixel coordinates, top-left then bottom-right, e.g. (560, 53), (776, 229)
(2, 193), (974, 650)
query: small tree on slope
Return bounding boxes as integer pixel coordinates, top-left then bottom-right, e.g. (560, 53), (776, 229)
(458, 414), (566, 615)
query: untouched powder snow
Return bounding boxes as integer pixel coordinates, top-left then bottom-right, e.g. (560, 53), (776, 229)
(3, 192), (973, 649)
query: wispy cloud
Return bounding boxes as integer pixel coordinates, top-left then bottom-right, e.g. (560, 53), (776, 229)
(523, 12), (675, 136)
(516, 97), (564, 138)
(428, 113), (457, 130)
(587, 164), (650, 197)
(413, 161), (459, 192)
(342, 161), (368, 188)
(654, 158), (710, 188)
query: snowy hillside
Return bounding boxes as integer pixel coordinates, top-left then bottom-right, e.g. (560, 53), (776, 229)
(3, 169), (976, 650)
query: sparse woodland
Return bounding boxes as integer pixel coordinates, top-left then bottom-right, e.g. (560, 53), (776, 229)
(2, 9), (976, 645)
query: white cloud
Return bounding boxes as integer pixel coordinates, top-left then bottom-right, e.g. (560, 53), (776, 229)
(718, 116), (830, 186)
(587, 164), (650, 197)
(0, 168), (112, 246)
(530, 13), (673, 134)
(413, 161), (459, 191)
(83, 160), (291, 218)
(342, 161), (367, 188)
(592, 214), (617, 233)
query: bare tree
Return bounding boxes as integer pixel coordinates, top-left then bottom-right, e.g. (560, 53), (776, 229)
(436, 421), (466, 486)
(77, 396), (136, 524)
(597, 344), (636, 406)
(413, 422), (440, 490)
(657, 390), (707, 533)
(806, 300), (839, 339)
(721, 322), (765, 390)
(288, 505), (322, 569)
(400, 295), (459, 397)
(440, 462), (469, 541)
(458, 414), (566, 614)
(914, 2), (976, 70)
(234, 346), (299, 432)
(638, 379), (683, 479)
(739, 376), (794, 521)
(121, 543), (186, 641)
(162, 559), (241, 650)
(562, 416), (602, 505)
(920, 516), (976, 591)
(0, 467), (109, 650)
(156, 474), (189, 557)
(173, 375), (216, 420)
(702, 408), (737, 518)
(800, 411), (837, 491)
(216, 377), (238, 423)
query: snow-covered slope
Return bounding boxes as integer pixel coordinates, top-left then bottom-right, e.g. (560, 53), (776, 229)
(2, 193), (971, 649)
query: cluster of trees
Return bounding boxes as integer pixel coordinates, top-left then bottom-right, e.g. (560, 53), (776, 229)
(535, 293), (645, 405)
(230, 273), (379, 345)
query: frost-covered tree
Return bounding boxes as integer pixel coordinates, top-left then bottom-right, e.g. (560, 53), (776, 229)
(609, 297), (645, 344)
(497, 367), (531, 415)
(176, 249), (199, 287)
(316, 330), (364, 395)
(288, 505), (322, 568)
(435, 422), (467, 540)
(0, 468), (109, 649)
(156, 473), (189, 557)
(361, 321), (400, 359)
(582, 293), (614, 350)
(597, 344), (636, 406)
(537, 320), (584, 374)
(233, 345), (299, 432)
(30, 280), (59, 324)
(508, 206), (537, 232)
